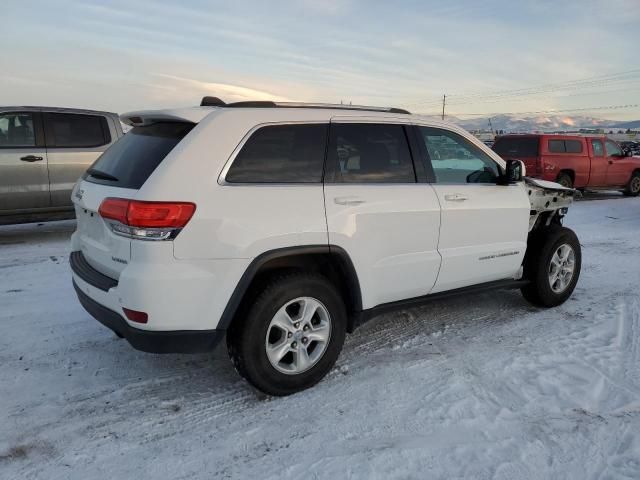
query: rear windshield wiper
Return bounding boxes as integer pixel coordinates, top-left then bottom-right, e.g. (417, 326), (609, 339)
(87, 168), (119, 182)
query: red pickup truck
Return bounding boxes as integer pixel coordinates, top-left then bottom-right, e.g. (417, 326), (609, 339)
(492, 134), (640, 196)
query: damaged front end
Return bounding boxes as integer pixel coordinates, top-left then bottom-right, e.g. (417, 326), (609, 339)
(525, 177), (575, 232)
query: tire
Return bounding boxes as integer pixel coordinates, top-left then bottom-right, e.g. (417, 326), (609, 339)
(556, 173), (573, 189)
(227, 272), (347, 396)
(521, 226), (581, 307)
(623, 172), (640, 197)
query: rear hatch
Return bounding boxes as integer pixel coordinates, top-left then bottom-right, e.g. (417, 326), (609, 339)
(72, 122), (194, 279)
(492, 136), (540, 176)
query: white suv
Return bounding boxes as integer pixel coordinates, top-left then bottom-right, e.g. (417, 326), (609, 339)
(70, 98), (581, 396)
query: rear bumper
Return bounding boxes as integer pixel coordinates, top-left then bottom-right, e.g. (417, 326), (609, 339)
(73, 280), (224, 353)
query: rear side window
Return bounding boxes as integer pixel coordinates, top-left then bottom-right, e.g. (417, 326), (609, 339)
(85, 122), (194, 189)
(226, 124), (328, 183)
(492, 137), (539, 157)
(565, 140), (583, 153)
(548, 139), (584, 154)
(548, 139), (565, 153)
(45, 113), (110, 148)
(325, 123), (415, 183)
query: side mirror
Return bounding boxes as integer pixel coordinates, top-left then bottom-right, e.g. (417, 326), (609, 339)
(499, 159), (524, 184)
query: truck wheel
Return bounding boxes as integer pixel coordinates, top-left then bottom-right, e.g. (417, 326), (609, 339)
(556, 173), (573, 189)
(623, 172), (640, 197)
(227, 272), (347, 396)
(521, 226), (581, 307)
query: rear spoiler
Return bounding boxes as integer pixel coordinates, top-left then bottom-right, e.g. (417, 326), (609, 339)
(120, 107), (211, 127)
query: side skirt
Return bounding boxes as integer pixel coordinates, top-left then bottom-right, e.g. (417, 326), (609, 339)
(349, 279), (530, 332)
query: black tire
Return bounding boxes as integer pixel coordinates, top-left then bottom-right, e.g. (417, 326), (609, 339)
(521, 226), (581, 307)
(227, 272), (347, 396)
(623, 171), (640, 197)
(556, 173), (573, 189)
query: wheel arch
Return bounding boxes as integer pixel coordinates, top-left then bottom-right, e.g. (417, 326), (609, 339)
(557, 169), (575, 184)
(219, 245), (363, 332)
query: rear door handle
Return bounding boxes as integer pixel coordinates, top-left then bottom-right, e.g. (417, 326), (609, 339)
(334, 196), (365, 206)
(444, 193), (469, 202)
(20, 155), (43, 162)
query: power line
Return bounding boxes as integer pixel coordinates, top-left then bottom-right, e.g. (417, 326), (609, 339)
(423, 103), (640, 117)
(406, 69), (640, 108)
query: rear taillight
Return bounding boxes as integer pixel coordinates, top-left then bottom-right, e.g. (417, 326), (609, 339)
(99, 198), (195, 241)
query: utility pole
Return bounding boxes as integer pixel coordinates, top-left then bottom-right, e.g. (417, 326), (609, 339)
(441, 94), (446, 120)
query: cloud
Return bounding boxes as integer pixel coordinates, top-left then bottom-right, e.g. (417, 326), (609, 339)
(151, 74), (292, 103)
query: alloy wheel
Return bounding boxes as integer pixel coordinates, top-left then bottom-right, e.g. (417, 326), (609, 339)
(265, 297), (332, 375)
(548, 244), (576, 293)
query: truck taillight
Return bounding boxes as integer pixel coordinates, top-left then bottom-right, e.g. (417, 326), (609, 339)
(99, 198), (196, 241)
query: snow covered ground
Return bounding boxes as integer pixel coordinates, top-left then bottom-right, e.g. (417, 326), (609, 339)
(1, 198), (639, 480)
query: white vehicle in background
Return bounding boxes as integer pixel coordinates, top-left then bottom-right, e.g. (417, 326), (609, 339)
(70, 97), (581, 396)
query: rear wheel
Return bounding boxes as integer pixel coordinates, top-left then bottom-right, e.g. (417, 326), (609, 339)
(227, 272), (347, 396)
(521, 226), (581, 307)
(556, 172), (573, 189)
(623, 172), (640, 197)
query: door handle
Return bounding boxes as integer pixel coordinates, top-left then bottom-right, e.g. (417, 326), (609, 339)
(444, 193), (469, 202)
(334, 196), (365, 206)
(20, 155), (43, 162)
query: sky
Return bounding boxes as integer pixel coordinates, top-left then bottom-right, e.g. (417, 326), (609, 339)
(1, 0), (640, 120)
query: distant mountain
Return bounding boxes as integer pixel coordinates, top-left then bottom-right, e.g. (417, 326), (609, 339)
(444, 114), (640, 132)
(612, 120), (640, 129)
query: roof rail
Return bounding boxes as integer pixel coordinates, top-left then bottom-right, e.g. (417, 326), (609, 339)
(200, 97), (410, 114)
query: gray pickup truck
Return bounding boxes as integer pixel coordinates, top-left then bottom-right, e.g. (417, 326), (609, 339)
(0, 106), (123, 222)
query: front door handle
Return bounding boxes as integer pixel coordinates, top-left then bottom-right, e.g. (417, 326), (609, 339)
(444, 193), (469, 202)
(334, 196), (365, 206)
(20, 155), (43, 162)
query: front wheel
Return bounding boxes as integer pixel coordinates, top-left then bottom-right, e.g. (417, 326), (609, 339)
(623, 172), (640, 197)
(227, 272), (347, 396)
(521, 226), (581, 307)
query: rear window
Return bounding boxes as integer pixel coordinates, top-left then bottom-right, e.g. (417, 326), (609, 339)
(85, 122), (194, 189)
(226, 124), (328, 183)
(45, 112), (110, 148)
(492, 137), (539, 157)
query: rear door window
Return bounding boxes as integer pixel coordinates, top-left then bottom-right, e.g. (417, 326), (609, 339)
(492, 137), (539, 157)
(325, 123), (415, 183)
(0, 112), (36, 147)
(44, 113), (110, 148)
(85, 122), (194, 189)
(591, 139), (604, 156)
(226, 124), (328, 183)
